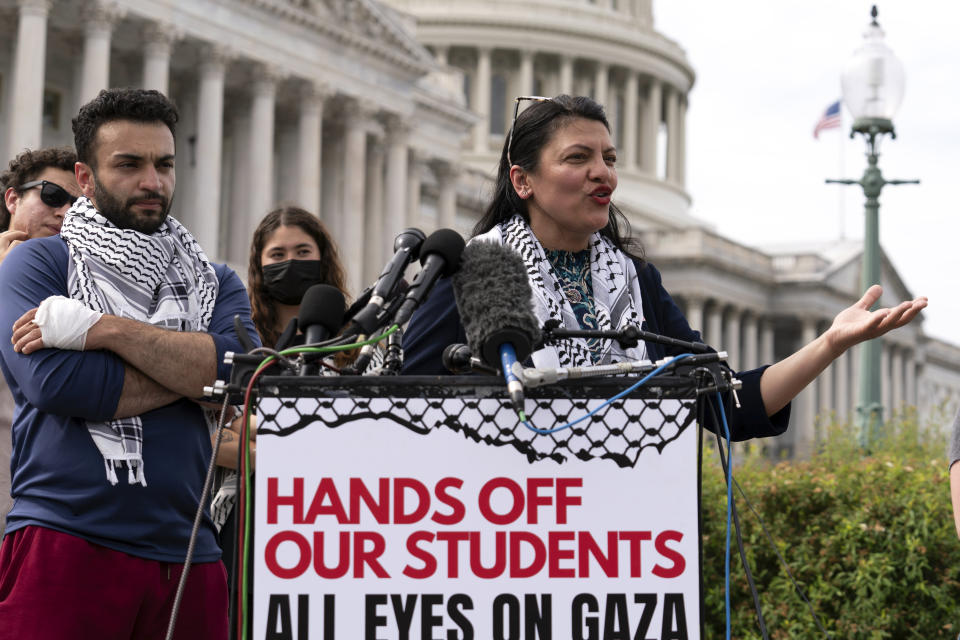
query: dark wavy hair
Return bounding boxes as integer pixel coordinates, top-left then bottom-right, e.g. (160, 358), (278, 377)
(247, 206), (348, 348)
(472, 94), (643, 261)
(72, 88), (179, 167)
(0, 146), (77, 231)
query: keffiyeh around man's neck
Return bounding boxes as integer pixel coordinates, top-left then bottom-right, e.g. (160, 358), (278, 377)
(59, 195), (219, 486)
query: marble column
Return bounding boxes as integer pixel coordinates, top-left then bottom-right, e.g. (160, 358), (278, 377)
(297, 83), (330, 215)
(850, 343), (862, 421)
(706, 304), (723, 349)
(320, 123), (344, 237)
(7, 0), (50, 160)
(891, 345), (904, 415)
(594, 62), (609, 108)
(835, 347), (850, 421)
(193, 45), (229, 260)
(904, 351), (917, 408)
(142, 23), (179, 95)
(881, 343), (891, 422)
(684, 296), (704, 338)
(341, 102), (370, 296)
(384, 115), (411, 250)
(742, 313), (759, 371)
(623, 70), (639, 171)
(473, 48), (491, 153)
(80, 3), (123, 105)
(434, 161), (460, 231)
(433, 45), (449, 67)
(665, 85), (680, 183)
(794, 318), (819, 458)
(406, 150), (424, 231)
(559, 55), (574, 95)
(678, 95), (687, 187)
(519, 50), (534, 96)
(818, 329), (835, 417)
(641, 78), (661, 175)
(724, 308), (741, 371)
(227, 110), (252, 265)
(760, 319), (775, 366)
(248, 67), (279, 233)
(365, 135), (386, 285)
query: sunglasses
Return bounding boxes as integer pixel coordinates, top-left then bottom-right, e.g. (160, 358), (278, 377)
(506, 95), (553, 166)
(17, 180), (79, 209)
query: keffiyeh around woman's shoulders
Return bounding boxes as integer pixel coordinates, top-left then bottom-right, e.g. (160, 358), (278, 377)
(473, 214), (646, 368)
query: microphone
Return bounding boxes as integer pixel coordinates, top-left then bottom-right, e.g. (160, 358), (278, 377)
(452, 241), (541, 412)
(442, 343), (497, 375)
(347, 228), (426, 335)
(297, 284), (346, 375)
(392, 228), (466, 327)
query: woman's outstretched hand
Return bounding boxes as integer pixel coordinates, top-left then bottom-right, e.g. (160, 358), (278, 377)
(759, 285), (927, 417)
(825, 285), (928, 356)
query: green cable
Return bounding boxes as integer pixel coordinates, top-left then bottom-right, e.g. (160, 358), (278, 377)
(252, 325), (400, 375)
(241, 410), (253, 640)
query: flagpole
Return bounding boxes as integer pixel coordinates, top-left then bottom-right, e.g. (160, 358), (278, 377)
(838, 108), (846, 240)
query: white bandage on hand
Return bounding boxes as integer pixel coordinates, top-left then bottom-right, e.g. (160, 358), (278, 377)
(34, 295), (103, 351)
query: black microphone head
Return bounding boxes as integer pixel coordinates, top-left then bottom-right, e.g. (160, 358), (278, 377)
(419, 228), (466, 276)
(452, 241), (541, 367)
(442, 343), (474, 374)
(298, 284), (346, 335)
(394, 228), (426, 260)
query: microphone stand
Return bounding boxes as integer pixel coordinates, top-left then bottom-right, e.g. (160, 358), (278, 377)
(516, 351), (733, 388)
(539, 320), (712, 354)
(379, 328), (404, 375)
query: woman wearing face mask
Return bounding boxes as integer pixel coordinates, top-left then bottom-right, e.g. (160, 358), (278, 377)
(214, 205), (348, 620)
(249, 205), (348, 350)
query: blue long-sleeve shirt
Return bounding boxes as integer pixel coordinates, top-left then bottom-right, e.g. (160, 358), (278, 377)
(402, 259), (790, 441)
(0, 235), (258, 562)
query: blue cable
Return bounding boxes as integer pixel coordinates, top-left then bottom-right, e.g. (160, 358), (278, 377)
(715, 392), (733, 640)
(520, 353), (694, 435)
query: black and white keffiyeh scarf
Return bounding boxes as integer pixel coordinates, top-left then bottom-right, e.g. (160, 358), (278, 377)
(60, 196), (219, 486)
(474, 214), (647, 368)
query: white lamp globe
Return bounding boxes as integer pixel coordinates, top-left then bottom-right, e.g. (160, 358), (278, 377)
(840, 6), (905, 123)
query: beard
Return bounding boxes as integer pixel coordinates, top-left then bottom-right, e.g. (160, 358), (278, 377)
(93, 179), (173, 235)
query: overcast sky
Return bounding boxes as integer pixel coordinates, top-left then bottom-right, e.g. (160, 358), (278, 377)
(653, 1), (958, 343)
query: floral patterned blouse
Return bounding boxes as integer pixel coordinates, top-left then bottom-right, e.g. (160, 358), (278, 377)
(544, 248), (602, 363)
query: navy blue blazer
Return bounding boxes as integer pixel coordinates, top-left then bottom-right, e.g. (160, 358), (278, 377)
(401, 260), (790, 441)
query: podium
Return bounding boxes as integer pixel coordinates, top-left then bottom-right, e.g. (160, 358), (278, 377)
(252, 375), (703, 640)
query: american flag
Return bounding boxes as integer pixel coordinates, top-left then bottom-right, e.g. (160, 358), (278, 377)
(813, 100), (842, 139)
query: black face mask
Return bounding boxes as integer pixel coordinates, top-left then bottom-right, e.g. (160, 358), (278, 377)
(262, 260), (326, 305)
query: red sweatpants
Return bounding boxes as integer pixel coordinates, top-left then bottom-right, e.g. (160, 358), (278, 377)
(0, 525), (227, 640)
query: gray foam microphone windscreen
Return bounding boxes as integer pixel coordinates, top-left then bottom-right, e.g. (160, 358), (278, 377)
(452, 241), (541, 367)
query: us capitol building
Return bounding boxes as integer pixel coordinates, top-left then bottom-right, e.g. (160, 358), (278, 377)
(2, 0), (957, 456)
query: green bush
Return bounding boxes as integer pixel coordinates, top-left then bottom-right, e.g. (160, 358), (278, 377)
(700, 409), (960, 639)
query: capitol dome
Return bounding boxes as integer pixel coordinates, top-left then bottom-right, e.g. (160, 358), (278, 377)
(382, 0), (698, 231)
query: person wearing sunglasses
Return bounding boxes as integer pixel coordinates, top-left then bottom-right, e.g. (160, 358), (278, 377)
(0, 147), (80, 268)
(0, 146), (79, 536)
(402, 94), (926, 443)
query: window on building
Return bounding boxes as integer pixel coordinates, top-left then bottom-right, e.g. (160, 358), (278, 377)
(490, 73), (507, 135)
(43, 89), (62, 131)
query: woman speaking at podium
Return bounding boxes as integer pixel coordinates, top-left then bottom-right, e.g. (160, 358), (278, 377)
(401, 94), (926, 440)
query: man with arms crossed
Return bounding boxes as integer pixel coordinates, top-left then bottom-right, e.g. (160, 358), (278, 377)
(0, 147), (81, 533)
(0, 89), (255, 639)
